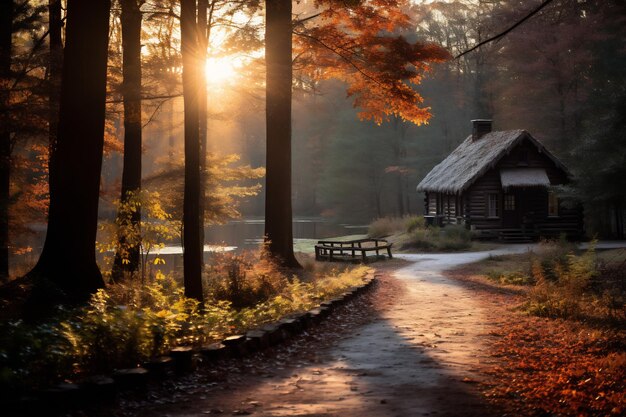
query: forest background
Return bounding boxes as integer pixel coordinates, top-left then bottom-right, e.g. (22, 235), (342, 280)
(2, 0), (625, 280)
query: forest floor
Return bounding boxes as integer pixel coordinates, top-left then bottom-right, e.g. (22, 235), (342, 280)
(88, 245), (544, 417)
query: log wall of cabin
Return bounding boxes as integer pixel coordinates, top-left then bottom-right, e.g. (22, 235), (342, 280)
(425, 192), (463, 224)
(463, 138), (583, 238)
(465, 168), (503, 231)
(498, 139), (582, 237)
(427, 192), (437, 215)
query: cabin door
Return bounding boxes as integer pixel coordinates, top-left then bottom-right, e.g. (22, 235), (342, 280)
(502, 190), (522, 228)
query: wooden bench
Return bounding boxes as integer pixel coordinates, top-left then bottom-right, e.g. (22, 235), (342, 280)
(315, 238), (393, 262)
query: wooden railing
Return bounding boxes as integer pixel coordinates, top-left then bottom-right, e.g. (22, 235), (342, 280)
(314, 238), (393, 262)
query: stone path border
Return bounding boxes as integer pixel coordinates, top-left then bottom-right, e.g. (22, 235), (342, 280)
(5, 273), (377, 415)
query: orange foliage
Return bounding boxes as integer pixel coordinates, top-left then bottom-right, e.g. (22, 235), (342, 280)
(487, 316), (626, 416)
(295, 0), (450, 125)
(9, 143), (49, 254)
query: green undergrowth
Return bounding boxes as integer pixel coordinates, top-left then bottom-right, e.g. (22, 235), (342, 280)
(471, 239), (626, 323)
(0, 252), (370, 392)
(368, 215), (473, 252)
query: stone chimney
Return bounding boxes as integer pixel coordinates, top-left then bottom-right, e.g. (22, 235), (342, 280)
(471, 119), (492, 141)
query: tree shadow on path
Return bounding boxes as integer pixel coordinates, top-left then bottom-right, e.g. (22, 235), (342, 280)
(87, 263), (506, 417)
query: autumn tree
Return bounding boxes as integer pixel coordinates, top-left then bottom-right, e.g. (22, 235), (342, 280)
(28, 0), (111, 302)
(263, 0), (448, 266)
(0, 1), (49, 282)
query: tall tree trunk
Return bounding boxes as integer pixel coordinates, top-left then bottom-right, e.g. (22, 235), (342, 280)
(48, 0), (62, 172)
(112, 0), (143, 280)
(197, 0), (208, 267)
(0, 0), (12, 283)
(181, 0), (204, 303)
(264, 0), (300, 268)
(28, 0), (110, 302)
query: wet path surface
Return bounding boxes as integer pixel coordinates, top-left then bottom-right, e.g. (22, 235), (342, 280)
(129, 246), (533, 417)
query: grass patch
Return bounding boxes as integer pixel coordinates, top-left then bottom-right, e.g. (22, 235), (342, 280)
(367, 216), (413, 238)
(400, 224), (472, 252)
(366, 216), (493, 253)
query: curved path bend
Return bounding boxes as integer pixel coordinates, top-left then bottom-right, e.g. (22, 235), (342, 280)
(133, 245), (534, 417)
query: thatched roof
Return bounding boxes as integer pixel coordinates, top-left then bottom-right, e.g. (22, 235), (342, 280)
(416, 130), (568, 194)
(500, 168), (550, 190)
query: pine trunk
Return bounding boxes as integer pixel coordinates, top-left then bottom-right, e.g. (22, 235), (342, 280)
(198, 0), (208, 265)
(0, 0), (12, 282)
(112, 0), (143, 280)
(29, 0), (110, 302)
(181, 0), (204, 303)
(264, 0), (300, 268)
(48, 0), (62, 173)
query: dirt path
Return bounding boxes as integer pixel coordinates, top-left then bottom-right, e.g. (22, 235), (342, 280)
(121, 246), (534, 417)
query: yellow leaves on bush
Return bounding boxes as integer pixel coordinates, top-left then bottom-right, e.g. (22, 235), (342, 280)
(1, 252), (370, 387)
(525, 242), (615, 320)
(97, 190), (181, 279)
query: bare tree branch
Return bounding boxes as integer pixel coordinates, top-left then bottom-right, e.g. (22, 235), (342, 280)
(106, 93), (182, 103)
(455, 0), (555, 59)
(293, 30), (383, 88)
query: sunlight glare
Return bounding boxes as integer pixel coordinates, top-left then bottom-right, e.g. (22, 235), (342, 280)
(204, 57), (238, 86)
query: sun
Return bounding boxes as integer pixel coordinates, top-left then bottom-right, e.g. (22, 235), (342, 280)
(204, 57), (238, 85)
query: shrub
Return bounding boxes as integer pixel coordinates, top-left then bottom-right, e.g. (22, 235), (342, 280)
(0, 272), (219, 390)
(403, 227), (438, 250)
(204, 251), (289, 309)
(404, 215), (425, 233)
(402, 224), (471, 251)
(367, 216), (408, 237)
(438, 225), (471, 250)
(0, 318), (77, 391)
(525, 245), (597, 319)
(97, 190), (181, 282)
(63, 272), (216, 373)
(0, 251), (370, 392)
(487, 270), (534, 285)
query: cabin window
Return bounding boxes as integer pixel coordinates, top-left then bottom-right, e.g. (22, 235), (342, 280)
(548, 191), (559, 217)
(488, 193), (500, 218)
(504, 194), (515, 211)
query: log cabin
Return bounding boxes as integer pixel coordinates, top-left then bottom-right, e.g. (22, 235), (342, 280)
(416, 120), (584, 241)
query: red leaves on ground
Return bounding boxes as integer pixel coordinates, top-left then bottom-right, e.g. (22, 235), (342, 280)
(486, 314), (626, 416)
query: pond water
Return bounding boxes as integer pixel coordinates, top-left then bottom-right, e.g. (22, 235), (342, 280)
(204, 217), (368, 249)
(10, 218), (368, 277)
(146, 218), (368, 274)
